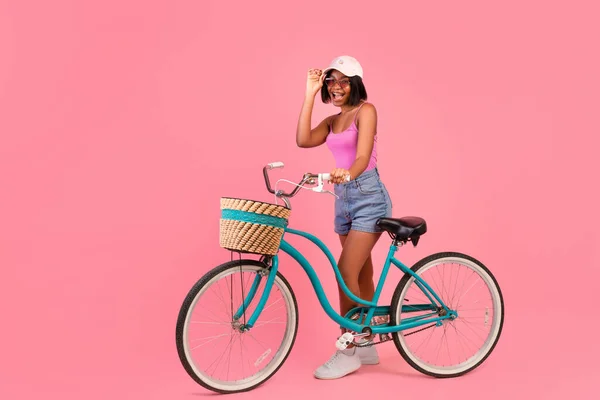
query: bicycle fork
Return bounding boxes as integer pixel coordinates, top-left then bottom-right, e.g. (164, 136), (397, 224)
(232, 256), (279, 331)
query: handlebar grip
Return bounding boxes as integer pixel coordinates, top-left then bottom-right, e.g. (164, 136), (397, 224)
(268, 162), (285, 169)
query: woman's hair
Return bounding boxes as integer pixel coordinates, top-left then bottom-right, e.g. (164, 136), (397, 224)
(321, 70), (368, 106)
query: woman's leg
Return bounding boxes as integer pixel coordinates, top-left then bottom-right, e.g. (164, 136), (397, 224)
(313, 230), (383, 379)
(338, 231), (382, 361)
(336, 230), (382, 318)
(338, 234), (377, 313)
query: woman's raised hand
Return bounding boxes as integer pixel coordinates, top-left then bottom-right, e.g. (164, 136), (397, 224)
(306, 69), (326, 97)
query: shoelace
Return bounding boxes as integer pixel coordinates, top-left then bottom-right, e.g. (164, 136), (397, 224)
(324, 351), (344, 367)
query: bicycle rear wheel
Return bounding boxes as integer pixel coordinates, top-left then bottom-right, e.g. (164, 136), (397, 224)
(390, 252), (504, 377)
(176, 259), (298, 393)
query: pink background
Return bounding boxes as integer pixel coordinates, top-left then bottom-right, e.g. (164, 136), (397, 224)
(1, 0), (599, 399)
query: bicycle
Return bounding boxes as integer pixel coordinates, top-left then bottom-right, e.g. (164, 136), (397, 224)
(175, 162), (504, 394)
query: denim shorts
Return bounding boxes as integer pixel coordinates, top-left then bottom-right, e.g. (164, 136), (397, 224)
(333, 168), (393, 235)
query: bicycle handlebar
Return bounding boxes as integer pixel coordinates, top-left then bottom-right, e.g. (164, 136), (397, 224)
(263, 162), (331, 198)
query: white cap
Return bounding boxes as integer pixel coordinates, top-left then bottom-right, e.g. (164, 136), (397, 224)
(322, 55), (364, 79)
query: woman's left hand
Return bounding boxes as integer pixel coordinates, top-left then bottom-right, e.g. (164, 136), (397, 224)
(329, 168), (351, 184)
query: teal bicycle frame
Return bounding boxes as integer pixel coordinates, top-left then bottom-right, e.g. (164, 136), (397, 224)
(234, 226), (457, 334)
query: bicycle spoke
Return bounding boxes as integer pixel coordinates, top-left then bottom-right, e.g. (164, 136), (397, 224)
(452, 269), (475, 309)
(210, 282), (232, 319)
(239, 334), (251, 377)
(450, 263), (462, 308)
(442, 324), (453, 365)
(252, 316), (285, 328)
(434, 327), (445, 364)
(260, 295), (284, 313)
(205, 333), (234, 376)
(190, 320), (231, 325)
(449, 321), (468, 362)
(245, 331), (271, 352)
(455, 278), (483, 310)
(191, 333), (230, 350)
(448, 321), (482, 352)
(408, 323), (436, 355)
(203, 304), (232, 325)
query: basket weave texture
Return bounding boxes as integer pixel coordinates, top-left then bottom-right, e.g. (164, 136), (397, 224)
(219, 197), (290, 255)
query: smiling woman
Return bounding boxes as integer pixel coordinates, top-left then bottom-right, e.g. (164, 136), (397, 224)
(295, 55), (393, 380)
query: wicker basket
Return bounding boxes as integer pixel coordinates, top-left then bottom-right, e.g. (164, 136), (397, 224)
(219, 197), (290, 255)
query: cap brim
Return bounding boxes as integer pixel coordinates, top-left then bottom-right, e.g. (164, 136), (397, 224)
(321, 67), (335, 76)
(322, 67), (361, 78)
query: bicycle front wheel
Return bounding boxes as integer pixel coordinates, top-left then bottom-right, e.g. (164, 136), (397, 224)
(176, 259), (298, 393)
(390, 252), (504, 378)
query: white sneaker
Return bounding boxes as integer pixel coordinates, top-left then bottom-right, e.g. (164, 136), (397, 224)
(356, 345), (380, 365)
(314, 348), (361, 379)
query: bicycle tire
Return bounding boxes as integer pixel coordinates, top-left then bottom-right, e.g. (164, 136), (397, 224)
(175, 259), (298, 393)
(389, 252), (504, 378)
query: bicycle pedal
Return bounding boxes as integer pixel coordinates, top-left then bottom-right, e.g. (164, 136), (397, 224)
(336, 332), (373, 350)
(335, 332), (354, 350)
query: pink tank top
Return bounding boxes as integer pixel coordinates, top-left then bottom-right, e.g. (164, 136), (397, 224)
(325, 102), (378, 171)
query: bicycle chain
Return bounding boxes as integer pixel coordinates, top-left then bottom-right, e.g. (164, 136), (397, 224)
(354, 337), (392, 348)
(353, 322), (437, 348)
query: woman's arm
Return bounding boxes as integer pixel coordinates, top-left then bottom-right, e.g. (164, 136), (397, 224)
(296, 69), (330, 148)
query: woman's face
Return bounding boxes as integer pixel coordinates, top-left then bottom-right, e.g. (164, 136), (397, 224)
(326, 70), (351, 106)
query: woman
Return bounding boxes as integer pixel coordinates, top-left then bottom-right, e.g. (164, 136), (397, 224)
(296, 55), (393, 379)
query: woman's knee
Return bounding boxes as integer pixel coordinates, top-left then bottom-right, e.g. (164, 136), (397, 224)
(358, 269), (373, 282)
(339, 266), (360, 285)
